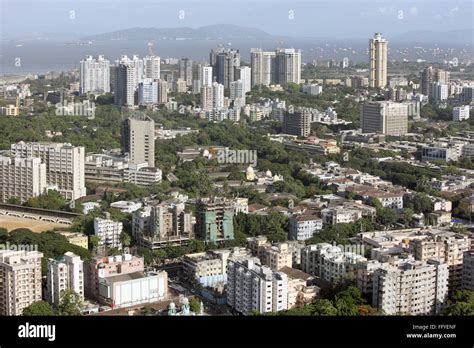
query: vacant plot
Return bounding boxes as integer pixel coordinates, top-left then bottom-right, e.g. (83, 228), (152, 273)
(0, 216), (65, 232)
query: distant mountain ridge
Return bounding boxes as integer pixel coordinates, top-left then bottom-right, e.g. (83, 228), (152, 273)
(81, 24), (276, 41)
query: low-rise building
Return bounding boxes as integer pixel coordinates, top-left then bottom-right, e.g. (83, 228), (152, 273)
(110, 200), (143, 213)
(123, 163), (162, 186)
(59, 232), (89, 249)
(98, 270), (168, 309)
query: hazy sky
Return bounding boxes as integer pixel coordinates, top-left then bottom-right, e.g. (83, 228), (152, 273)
(1, 0), (473, 39)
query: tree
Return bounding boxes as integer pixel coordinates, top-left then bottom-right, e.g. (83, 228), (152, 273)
(23, 301), (55, 316)
(89, 235), (99, 249)
(0, 228), (8, 243)
(7, 197), (21, 205)
(312, 299), (337, 315)
(443, 290), (474, 316)
(58, 289), (83, 316)
(120, 232), (131, 247)
(189, 297), (201, 314)
(26, 190), (68, 211)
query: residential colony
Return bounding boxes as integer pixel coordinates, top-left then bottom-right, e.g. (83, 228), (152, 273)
(0, 33), (473, 316)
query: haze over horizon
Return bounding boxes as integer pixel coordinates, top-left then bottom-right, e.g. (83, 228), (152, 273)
(1, 0), (473, 40)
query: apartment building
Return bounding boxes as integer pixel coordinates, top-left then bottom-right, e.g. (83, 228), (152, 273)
(321, 206), (363, 225)
(132, 202), (194, 249)
(93, 218), (123, 250)
(0, 250), (43, 316)
(283, 110), (311, 137)
(227, 258), (288, 314)
(462, 250), (474, 291)
(372, 260), (448, 315)
(0, 156), (47, 203)
(247, 236), (305, 268)
(408, 233), (470, 293)
(301, 243), (366, 283)
(121, 115), (155, 167)
(369, 33), (388, 88)
(80, 55), (110, 95)
(289, 214), (323, 241)
(361, 101), (408, 135)
(10, 142), (86, 201)
(182, 247), (252, 287)
(46, 252), (84, 306)
(195, 197), (234, 243)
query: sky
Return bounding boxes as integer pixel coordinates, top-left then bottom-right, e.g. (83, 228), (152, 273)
(0, 0), (473, 39)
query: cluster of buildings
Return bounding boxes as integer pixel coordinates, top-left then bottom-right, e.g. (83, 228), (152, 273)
(0, 248), (169, 315)
(0, 142), (87, 203)
(296, 227), (473, 315)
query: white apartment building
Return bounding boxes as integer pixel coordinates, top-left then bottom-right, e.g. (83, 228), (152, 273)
(80, 55), (110, 95)
(0, 156), (47, 203)
(46, 252), (84, 306)
(372, 260), (448, 315)
(212, 82), (225, 110)
(202, 66), (213, 87)
(250, 48), (276, 87)
(123, 163), (162, 186)
(227, 258), (288, 314)
(0, 250), (43, 316)
(10, 142), (86, 201)
(230, 79), (246, 107)
(302, 84), (323, 96)
(138, 78), (158, 105)
(182, 247), (252, 287)
(429, 82), (448, 102)
(301, 243), (366, 283)
(289, 215), (323, 241)
(453, 105), (470, 121)
(321, 206), (363, 225)
(235, 66), (251, 93)
(143, 55), (161, 80)
(93, 218), (123, 250)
